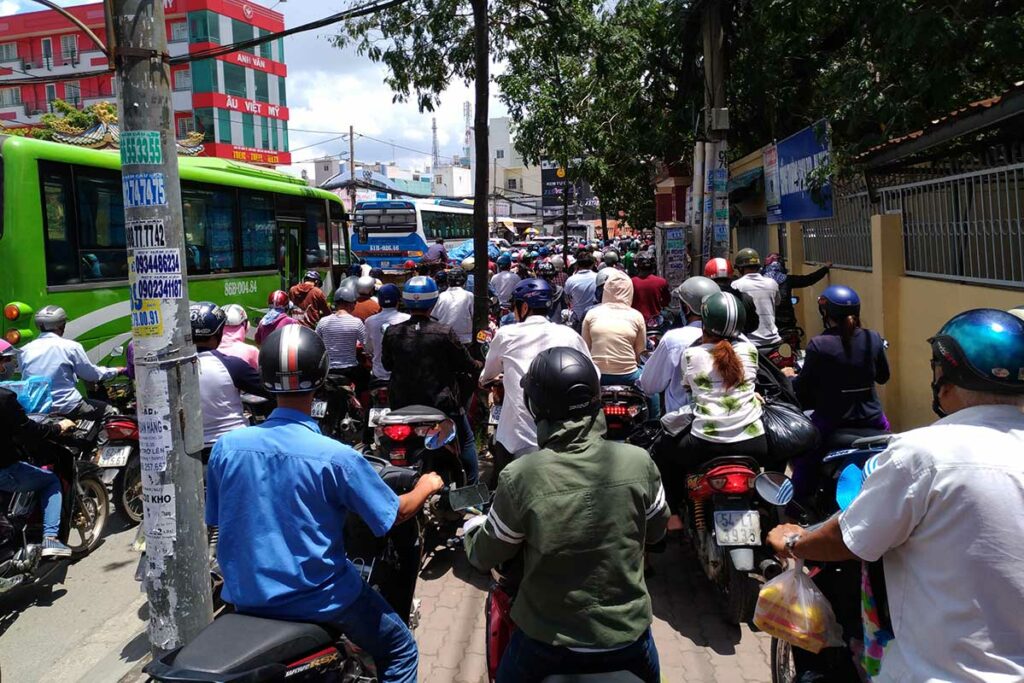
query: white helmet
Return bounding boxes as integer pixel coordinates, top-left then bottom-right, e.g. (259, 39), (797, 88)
(223, 304), (248, 327)
(34, 305), (67, 332)
(356, 275), (376, 296)
(549, 255), (565, 271)
(592, 250), (603, 262)
(461, 257), (475, 272)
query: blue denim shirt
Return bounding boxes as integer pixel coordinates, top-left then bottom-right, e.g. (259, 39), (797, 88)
(19, 332), (120, 413)
(206, 407), (399, 620)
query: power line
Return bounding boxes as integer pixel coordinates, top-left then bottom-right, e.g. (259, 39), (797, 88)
(355, 132), (435, 158)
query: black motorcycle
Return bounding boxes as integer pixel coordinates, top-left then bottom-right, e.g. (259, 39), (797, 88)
(600, 384), (649, 441)
(0, 416), (109, 595)
(312, 370), (365, 448)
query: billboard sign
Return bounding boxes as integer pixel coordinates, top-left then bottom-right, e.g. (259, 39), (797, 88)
(765, 120), (833, 224)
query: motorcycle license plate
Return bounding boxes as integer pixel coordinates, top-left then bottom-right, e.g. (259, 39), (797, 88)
(311, 400), (328, 419)
(488, 403), (502, 425)
(713, 510), (761, 546)
(97, 445), (133, 468)
(368, 407), (390, 426)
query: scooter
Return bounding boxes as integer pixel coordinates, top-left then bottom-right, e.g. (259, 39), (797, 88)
(144, 460), (482, 683)
(600, 384), (649, 441)
(312, 370), (365, 448)
(0, 416), (109, 595)
(85, 377), (143, 525)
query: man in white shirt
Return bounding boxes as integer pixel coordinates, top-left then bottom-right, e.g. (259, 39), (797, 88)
(730, 248), (782, 349)
(480, 278), (594, 475)
(432, 267), (474, 345)
(563, 251), (598, 330)
(491, 254), (521, 308)
(363, 284), (410, 381)
(767, 308), (1024, 683)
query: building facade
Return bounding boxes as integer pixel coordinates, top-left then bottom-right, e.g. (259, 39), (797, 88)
(473, 116), (542, 222)
(0, 0), (290, 165)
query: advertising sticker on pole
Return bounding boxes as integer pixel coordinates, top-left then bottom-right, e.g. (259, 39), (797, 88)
(766, 120), (833, 224)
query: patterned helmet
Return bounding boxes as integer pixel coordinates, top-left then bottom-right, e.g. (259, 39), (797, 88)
(701, 291), (746, 339)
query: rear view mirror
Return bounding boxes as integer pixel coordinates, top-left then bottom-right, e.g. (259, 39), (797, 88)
(754, 472), (794, 506)
(424, 418), (456, 450)
(448, 483), (490, 512)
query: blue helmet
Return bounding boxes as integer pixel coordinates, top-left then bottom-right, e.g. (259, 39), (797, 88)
(378, 284), (401, 307)
(497, 253), (512, 268)
(402, 276), (439, 311)
(818, 285), (860, 321)
(512, 278), (553, 309)
(930, 308), (1024, 396)
(538, 246), (550, 256)
(189, 301), (226, 340)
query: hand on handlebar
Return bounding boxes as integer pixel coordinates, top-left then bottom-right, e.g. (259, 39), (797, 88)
(418, 472), (445, 496)
(58, 419), (77, 434)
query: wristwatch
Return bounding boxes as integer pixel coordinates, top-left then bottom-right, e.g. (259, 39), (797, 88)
(785, 533), (801, 556)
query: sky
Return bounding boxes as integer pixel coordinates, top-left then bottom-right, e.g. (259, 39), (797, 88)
(0, 0), (508, 178)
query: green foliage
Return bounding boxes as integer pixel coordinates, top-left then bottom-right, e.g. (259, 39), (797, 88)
(6, 100), (117, 142)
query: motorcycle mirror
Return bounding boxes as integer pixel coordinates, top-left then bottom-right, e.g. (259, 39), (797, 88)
(754, 471), (794, 506)
(424, 418), (457, 450)
(113, 345), (125, 356)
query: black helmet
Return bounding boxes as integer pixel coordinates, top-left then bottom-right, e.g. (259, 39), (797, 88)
(535, 261), (556, 279)
(259, 325), (329, 393)
(189, 302), (226, 340)
(635, 254), (655, 271)
(447, 267), (467, 288)
(520, 347), (600, 422)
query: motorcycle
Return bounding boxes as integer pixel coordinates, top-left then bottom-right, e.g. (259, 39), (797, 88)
(683, 456), (783, 625)
(312, 370), (365, 448)
(0, 416), (109, 594)
(756, 428), (892, 683)
(639, 326), (663, 365)
(600, 384), (649, 441)
(144, 459), (483, 683)
(85, 377), (143, 525)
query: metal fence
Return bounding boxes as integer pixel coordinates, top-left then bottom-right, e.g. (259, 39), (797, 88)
(880, 163), (1024, 288)
(801, 192), (873, 270)
(734, 220), (770, 261)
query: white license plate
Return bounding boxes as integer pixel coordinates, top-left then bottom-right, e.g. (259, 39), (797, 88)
(368, 407), (390, 426)
(97, 445), (133, 468)
(488, 404), (502, 425)
(713, 509), (761, 547)
(311, 400), (328, 419)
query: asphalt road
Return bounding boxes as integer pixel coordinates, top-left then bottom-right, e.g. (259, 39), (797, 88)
(0, 513), (149, 683)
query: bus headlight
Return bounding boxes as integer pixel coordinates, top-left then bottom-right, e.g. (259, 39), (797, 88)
(4, 329), (21, 344)
(4, 302), (32, 321)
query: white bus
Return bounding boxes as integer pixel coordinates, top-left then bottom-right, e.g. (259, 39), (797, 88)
(350, 199), (475, 271)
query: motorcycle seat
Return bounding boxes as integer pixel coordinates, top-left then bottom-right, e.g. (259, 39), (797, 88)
(165, 613), (333, 677)
(824, 428), (889, 453)
(379, 405), (448, 424)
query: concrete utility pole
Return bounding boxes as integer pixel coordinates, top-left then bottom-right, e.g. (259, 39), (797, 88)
(348, 125), (357, 215)
(702, 0), (730, 259)
(470, 0), (490, 338)
(492, 157), (497, 230)
(109, 0), (213, 657)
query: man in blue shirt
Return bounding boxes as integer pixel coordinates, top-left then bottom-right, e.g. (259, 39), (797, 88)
(206, 325), (443, 683)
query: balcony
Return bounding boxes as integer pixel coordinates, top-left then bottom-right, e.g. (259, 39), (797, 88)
(0, 50), (109, 81)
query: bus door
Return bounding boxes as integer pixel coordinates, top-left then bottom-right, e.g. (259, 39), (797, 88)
(278, 219), (302, 291)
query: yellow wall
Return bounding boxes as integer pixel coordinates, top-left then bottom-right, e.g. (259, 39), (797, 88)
(784, 215), (1023, 432)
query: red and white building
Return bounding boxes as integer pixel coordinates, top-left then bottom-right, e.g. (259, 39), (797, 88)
(0, 0), (290, 164)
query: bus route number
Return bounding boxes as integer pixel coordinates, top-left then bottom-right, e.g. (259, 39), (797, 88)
(224, 280), (258, 297)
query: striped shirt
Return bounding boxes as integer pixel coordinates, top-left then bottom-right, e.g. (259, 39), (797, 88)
(315, 312), (366, 369)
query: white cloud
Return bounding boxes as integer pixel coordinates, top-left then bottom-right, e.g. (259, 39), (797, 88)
(0, 1), (23, 15)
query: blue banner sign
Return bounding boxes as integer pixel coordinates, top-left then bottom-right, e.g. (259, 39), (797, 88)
(766, 120), (833, 224)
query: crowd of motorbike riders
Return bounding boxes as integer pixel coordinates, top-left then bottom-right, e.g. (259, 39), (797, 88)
(1, 234), (1023, 683)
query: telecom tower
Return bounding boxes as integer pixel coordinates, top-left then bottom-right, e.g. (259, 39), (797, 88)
(463, 102), (472, 166)
(431, 117), (440, 172)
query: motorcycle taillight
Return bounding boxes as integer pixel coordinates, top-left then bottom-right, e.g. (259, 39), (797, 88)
(603, 404), (642, 418)
(708, 473), (754, 493)
(382, 424), (413, 441)
(104, 420), (138, 440)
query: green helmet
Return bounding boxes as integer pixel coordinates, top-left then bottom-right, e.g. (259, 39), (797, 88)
(701, 291), (746, 338)
(734, 248), (761, 270)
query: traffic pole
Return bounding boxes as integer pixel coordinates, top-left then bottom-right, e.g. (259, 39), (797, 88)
(470, 0), (490, 338)
(109, 0), (213, 657)
(702, 0), (730, 259)
(349, 125), (357, 215)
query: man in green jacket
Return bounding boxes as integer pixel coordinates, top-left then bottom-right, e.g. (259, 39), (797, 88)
(464, 346), (669, 683)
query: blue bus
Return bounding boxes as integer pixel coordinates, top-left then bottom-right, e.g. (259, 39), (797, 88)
(350, 199), (474, 271)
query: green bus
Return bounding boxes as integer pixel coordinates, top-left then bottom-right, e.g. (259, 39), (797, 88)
(0, 135), (349, 364)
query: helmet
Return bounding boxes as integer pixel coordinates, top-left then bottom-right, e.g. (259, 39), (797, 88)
(369, 267), (385, 280)
(347, 263), (362, 277)
(403, 276), (439, 311)
(0, 340), (17, 380)
(527, 251), (540, 262)
(223, 304), (248, 327)
(520, 347), (600, 422)
(764, 252), (783, 267)
(1008, 305), (1024, 323)
(378, 284), (401, 308)
(536, 261), (556, 279)
(404, 260), (417, 270)
(303, 270), (323, 287)
(818, 285), (861, 322)
(701, 291), (746, 339)
(602, 250), (619, 265)
(550, 255), (565, 271)
(434, 270), (449, 289)
(592, 250), (603, 263)
(497, 253), (512, 269)
(512, 278), (553, 309)
(676, 276), (720, 316)
(334, 276), (359, 304)
(268, 290), (290, 309)
(259, 324), (329, 394)
(461, 257), (475, 272)
(356, 275), (376, 296)
(189, 302), (227, 340)
(34, 305), (67, 332)
(929, 309), (1024, 396)
(734, 248), (761, 270)
(538, 246), (550, 257)
(447, 267), (467, 287)
(704, 257), (733, 280)
(635, 254), (655, 271)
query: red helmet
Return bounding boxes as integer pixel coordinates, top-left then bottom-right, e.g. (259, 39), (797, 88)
(404, 260), (417, 270)
(267, 290), (290, 308)
(704, 257), (733, 279)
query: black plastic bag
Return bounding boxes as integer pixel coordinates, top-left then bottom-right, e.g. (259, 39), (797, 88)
(762, 400), (820, 463)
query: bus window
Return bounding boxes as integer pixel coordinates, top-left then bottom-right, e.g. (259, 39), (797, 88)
(182, 184), (236, 273)
(41, 164), (78, 286)
(422, 210), (473, 241)
(240, 191), (275, 269)
(75, 169), (128, 281)
(329, 202), (348, 267)
(303, 200), (329, 268)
